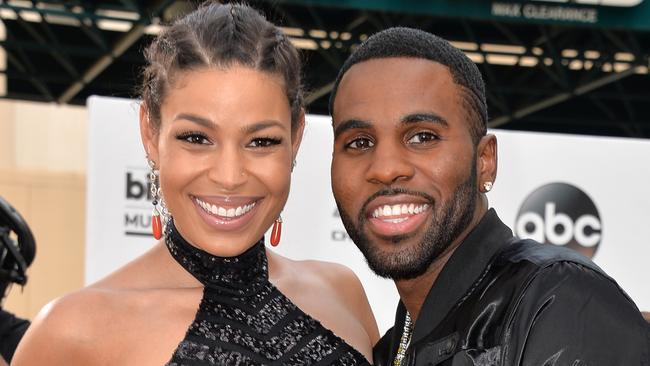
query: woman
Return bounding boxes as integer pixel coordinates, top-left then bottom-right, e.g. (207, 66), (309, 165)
(13, 3), (379, 365)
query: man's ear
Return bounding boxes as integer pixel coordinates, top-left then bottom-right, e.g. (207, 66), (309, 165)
(139, 103), (159, 163)
(476, 134), (497, 191)
(291, 109), (306, 164)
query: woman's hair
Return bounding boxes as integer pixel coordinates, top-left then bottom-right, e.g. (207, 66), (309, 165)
(139, 2), (303, 130)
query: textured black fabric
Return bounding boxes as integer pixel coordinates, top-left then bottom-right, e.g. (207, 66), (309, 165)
(374, 209), (650, 366)
(165, 222), (370, 365)
(0, 308), (30, 362)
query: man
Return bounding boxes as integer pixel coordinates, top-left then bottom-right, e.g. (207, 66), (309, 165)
(329, 27), (649, 365)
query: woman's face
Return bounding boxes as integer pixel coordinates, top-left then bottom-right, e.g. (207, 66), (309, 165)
(141, 66), (303, 256)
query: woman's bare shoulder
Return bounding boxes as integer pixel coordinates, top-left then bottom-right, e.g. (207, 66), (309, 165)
(12, 287), (122, 365)
(292, 258), (367, 299)
(12, 245), (172, 366)
(303, 260), (359, 287)
(272, 254), (380, 344)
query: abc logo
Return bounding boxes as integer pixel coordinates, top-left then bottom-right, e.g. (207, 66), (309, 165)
(515, 183), (602, 258)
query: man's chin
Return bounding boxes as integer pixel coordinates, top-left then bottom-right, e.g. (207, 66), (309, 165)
(364, 253), (434, 280)
(362, 223), (423, 246)
(358, 234), (436, 280)
(373, 231), (419, 244)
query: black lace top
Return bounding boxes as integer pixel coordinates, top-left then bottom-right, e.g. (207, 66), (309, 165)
(165, 222), (371, 366)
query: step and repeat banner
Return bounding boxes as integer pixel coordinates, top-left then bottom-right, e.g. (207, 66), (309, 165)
(87, 96), (650, 332)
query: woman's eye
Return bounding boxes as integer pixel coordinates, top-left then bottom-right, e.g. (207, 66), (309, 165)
(345, 137), (375, 150)
(177, 132), (210, 145)
(248, 137), (282, 148)
(407, 132), (438, 144)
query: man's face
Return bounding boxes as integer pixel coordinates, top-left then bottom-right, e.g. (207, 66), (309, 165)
(331, 57), (481, 280)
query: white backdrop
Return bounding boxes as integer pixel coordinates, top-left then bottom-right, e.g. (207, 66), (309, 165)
(86, 96), (650, 333)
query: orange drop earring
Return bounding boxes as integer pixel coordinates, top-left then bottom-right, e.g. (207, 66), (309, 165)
(148, 159), (163, 240)
(270, 215), (282, 246)
(152, 207), (162, 240)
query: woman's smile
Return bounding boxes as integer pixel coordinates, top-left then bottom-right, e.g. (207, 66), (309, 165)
(192, 195), (263, 232)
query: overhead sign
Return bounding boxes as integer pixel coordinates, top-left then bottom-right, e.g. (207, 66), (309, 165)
(533, 0), (642, 6)
(274, 0), (650, 31)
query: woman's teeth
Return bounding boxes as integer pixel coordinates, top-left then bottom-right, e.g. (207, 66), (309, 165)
(371, 203), (429, 218)
(195, 198), (256, 218)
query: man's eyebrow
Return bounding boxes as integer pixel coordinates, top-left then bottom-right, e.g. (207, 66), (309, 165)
(333, 119), (372, 139)
(174, 113), (215, 128)
(401, 112), (448, 127)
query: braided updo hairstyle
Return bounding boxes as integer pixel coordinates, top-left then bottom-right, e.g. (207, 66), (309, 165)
(139, 2), (303, 131)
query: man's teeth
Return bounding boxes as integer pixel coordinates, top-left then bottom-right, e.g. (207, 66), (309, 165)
(371, 203), (429, 218)
(195, 198), (255, 218)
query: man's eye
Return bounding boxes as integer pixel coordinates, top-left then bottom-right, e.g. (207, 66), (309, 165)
(407, 132), (438, 144)
(248, 137), (282, 148)
(177, 132), (210, 145)
(345, 137), (375, 150)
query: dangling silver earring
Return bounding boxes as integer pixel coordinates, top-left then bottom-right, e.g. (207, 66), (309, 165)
(291, 159), (296, 172)
(148, 158), (170, 239)
(483, 181), (493, 192)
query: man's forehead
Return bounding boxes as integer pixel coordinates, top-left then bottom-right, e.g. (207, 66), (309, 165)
(333, 57), (460, 120)
(340, 56), (452, 84)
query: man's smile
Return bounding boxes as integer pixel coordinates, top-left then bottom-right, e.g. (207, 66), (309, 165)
(370, 203), (430, 219)
(363, 194), (432, 238)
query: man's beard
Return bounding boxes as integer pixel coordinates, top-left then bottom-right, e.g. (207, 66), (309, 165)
(336, 164), (478, 280)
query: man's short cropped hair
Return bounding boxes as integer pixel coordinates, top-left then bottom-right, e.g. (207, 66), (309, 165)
(329, 27), (488, 145)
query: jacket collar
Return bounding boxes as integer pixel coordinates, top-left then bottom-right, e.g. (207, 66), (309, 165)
(402, 208), (514, 343)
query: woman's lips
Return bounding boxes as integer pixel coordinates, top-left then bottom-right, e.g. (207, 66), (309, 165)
(192, 195), (261, 231)
(195, 196), (256, 218)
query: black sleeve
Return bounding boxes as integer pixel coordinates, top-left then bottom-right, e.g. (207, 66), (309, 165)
(503, 262), (650, 366)
(0, 308), (30, 362)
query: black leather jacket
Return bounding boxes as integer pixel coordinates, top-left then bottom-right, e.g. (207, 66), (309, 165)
(374, 209), (650, 366)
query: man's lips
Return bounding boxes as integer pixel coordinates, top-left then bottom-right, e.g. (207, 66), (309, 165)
(363, 194), (432, 238)
(364, 194), (431, 218)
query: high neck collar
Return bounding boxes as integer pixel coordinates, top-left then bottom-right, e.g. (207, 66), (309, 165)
(164, 221), (268, 297)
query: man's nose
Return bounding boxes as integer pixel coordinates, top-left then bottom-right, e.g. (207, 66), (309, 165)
(364, 142), (415, 186)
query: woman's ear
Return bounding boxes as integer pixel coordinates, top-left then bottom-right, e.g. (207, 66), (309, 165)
(291, 109), (306, 163)
(476, 134), (497, 191)
(139, 103), (159, 163)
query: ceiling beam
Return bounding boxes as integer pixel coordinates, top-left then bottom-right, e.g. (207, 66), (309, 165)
(489, 64), (644, 128)
(57, 22), (145, 103)
(305, 81), (334, 105)
(57, 0), (176, 104)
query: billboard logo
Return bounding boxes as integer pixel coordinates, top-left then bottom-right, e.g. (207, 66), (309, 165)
(515, 182), (602, 258)
(126, 172), (153, 201)
(124, 168), (154, 237)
